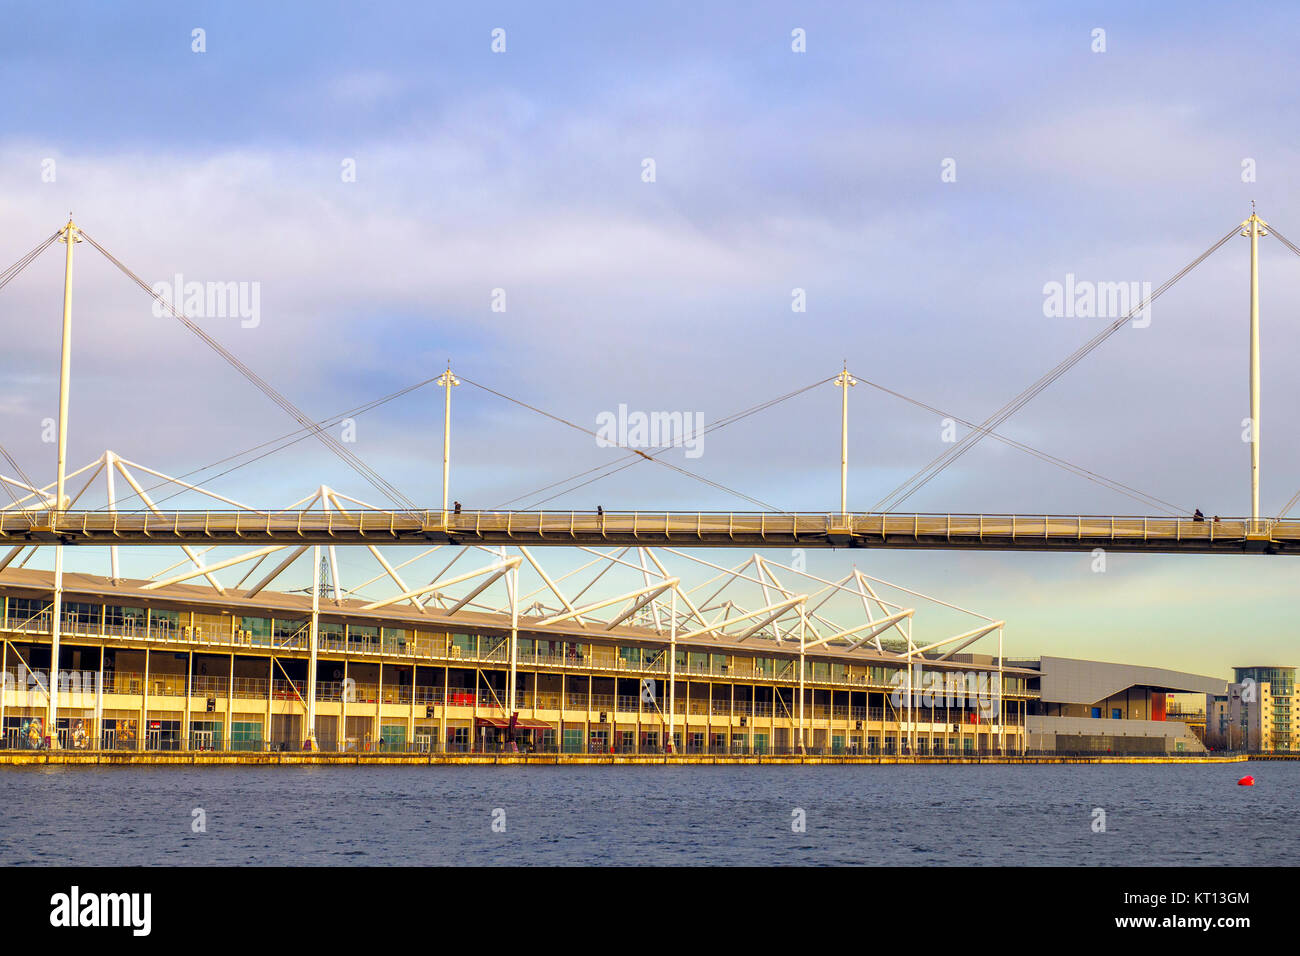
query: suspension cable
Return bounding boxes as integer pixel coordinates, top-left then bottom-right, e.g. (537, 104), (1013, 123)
(10, 219), (1255, 519)
(463, 376), (841, 512)
(0, 230), (64, 521)
(99, 374), (445, 512)
(1263, 222), (1300, 518)
(78, 230), (418, 510)
(462, 375), (783, 512)
(490, 377), (835, 510)
(854, 376), (1188, 515)
(0, 229), (61, 295)
(873, 221), (1242, 513)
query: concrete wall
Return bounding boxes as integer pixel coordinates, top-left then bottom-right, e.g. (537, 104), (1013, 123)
(1027, 715), (1205, 754)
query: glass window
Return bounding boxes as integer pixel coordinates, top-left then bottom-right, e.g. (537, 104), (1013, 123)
(237, 616), (272, 643)
(348, 624), (379, 651)
(150, 609), (181, 637)
(189, 720), (223, 750)
(104, 605), (146, 633)
(61, 601), (102, 628)
(230, 720), (263, 752)
(382, 627), (410, 654)
(273, 618), (307, 643)
(9, 597), (49, 624)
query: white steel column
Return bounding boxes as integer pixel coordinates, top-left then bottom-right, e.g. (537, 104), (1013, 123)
(183, 649), (192, 751)
(797, 609), (807, 753)
(834, 365), (856, 519)
(48, 218), (80, 748)
(104, 451), (120, 582)
(1, 641), (7, 744)
(437, 365), (459, 520)
(305, 545), (320, 750)
(905, 650), (913, 757)
(54, 219), (77, 522)
(141, 648), (150, 752)
(341, 658), (349, 753)
(1245, 210), (1267, 528)
(667, 588), (677, 754)
(905, 618), (914, 756)
(507, 556), (518, 714)
(997, 627), (1005, 754)
(95, 649), (104, 749)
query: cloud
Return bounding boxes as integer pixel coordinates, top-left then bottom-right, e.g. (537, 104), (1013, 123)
(4, 5), (1300, 674)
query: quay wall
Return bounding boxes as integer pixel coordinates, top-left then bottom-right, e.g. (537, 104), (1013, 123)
(0, 751), (1256, 767)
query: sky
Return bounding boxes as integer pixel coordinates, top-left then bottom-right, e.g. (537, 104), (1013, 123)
(1, 1), (1298, 675)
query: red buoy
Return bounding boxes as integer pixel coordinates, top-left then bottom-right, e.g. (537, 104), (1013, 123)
(1237, 775), (1255, 786)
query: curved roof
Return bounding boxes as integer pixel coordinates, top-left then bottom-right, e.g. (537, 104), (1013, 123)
(1035, 655), (1226, 704)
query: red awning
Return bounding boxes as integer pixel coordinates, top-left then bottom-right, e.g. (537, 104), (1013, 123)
(474, 716), (554, 731)
(512, 718), (554, 731)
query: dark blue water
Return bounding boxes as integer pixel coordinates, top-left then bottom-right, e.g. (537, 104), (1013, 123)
(0, 763), (1292, 865)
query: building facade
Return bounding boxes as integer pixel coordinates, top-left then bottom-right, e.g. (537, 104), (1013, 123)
(1019, 656), (1224, 754)
(0, 569), (1033, 757)
(1205, 666), (1298, 752)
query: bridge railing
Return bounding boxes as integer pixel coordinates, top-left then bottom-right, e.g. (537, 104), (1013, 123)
(4, 508), (1299, 545)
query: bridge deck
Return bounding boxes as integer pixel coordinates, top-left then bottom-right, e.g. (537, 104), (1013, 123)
(3, 511), (1298, 554)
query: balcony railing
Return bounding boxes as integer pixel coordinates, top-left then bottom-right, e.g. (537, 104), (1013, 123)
(0, 613), (1039, 702)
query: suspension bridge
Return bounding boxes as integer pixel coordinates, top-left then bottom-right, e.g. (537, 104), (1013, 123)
(0, 211), (1292, 753)
(0, 212), (1297, 558)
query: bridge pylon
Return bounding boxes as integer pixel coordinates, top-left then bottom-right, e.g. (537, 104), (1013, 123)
(833, 364), (856, 522)
(1242, 208), (1268, 531)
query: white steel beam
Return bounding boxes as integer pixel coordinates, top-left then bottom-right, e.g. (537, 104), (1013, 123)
(803, 608), (915, 651)
(678, 593), (807, 643)
(360, 557), (521, 611)
(539, 578), (678, 628)
(141, 545), (284, 590)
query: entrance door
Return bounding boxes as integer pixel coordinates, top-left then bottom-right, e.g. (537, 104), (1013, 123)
(192, 730), (214, 750)
(146, 728), (161, 750)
